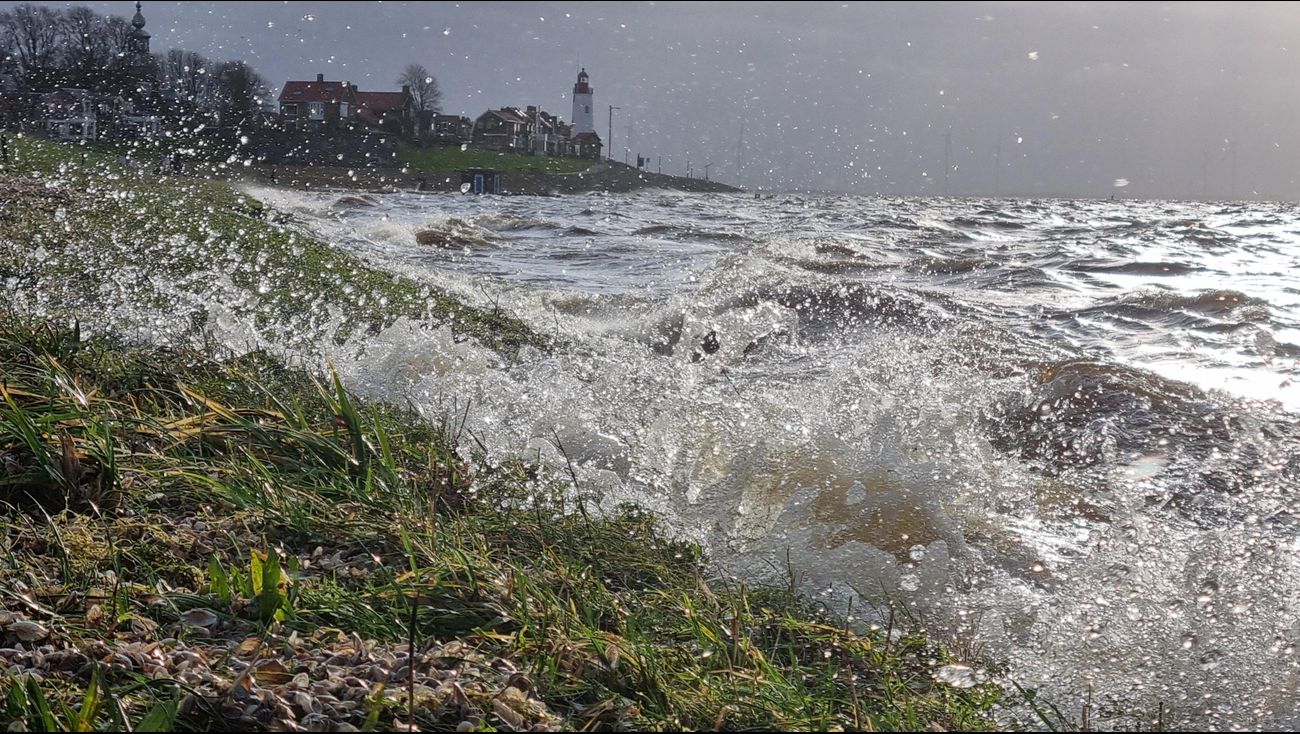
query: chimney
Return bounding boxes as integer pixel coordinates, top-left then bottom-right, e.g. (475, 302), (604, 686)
(527, 105), (537, 113)
(316, 73), (324, 83)
(402, 84), (410, 95)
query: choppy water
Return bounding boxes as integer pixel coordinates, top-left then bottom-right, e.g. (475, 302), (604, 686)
(166, 188), (1300, 727)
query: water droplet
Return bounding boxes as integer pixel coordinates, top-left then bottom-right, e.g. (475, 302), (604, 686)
(934, 664), (982, 688)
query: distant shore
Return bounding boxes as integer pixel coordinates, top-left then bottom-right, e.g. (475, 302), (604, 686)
(232, 160), (742, 195)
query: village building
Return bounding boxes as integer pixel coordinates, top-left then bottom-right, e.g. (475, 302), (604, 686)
(117, 110), (163, 138)
(277, 74), (423, 139)
(571, 131), (603, 160)
(472, 107), (530, 152)
(354, 87), (416, 137)
(523, 106), (566, 156)
(42, 89), (99, 141)
(41, 87), (163, 141)
(430, 114), (473, 145)
(278, 74), (358, 130)
(270, 65), (611, 159)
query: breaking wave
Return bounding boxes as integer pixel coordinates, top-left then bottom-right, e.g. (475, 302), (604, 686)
(173, 186), (1300, 728)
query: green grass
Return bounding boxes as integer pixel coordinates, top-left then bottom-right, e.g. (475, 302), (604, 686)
(0, 135), (545, 356)
(397, 142), (593, 174)
(82, 132), (242, 164)
(0, 319), (1014, 731)
(0, 135), (1032, 732)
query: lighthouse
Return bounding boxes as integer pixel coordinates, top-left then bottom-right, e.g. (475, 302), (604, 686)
(571, 68), (595, 135)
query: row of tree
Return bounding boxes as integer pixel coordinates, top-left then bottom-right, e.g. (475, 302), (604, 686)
(0, 4), (448, 136)
(0, 3), (268, 127)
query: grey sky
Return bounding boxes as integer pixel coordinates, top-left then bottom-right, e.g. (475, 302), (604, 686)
(10, 1), (1300, 199)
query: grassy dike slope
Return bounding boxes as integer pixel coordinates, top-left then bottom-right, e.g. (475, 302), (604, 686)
(0, 138), (1007, 731)
(0, 137), (540, 356)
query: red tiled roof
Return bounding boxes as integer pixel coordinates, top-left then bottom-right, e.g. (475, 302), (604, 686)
(355, 91), (407, 113)
(573, 131), (601, 142)
(279, 80), (351, 103)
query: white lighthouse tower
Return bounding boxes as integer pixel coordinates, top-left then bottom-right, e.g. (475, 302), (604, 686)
(571, 68), (595, 134)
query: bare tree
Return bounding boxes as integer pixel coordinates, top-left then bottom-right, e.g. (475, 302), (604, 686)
(62, 6), (115, 82)
(397, 63), (441, 113)
(102, 14), (132, 57)
(0, 26), (13, 73)
(213, 60), (267, 127)
(0, 4), (64, 74)
(164, 48), (213, 107)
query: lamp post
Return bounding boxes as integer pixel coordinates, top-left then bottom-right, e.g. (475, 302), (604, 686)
(608, 105), (620, 162)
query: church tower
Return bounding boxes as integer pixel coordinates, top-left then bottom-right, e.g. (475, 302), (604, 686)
(122, 1), (157, 108)
(126, 2), (151, 59)
(571, 68), (595, 135)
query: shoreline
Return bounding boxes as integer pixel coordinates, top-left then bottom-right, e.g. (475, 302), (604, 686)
(0, 136), (1018, 732)
(231, 161), (743, 196)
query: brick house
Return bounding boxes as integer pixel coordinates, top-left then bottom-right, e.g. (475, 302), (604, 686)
(355, 87), (416, 138)
(571, 131), (603, 160)
(278, 74), (357, 130)
(472, 108), (529, 151)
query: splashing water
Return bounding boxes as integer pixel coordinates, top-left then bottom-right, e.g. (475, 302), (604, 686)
(30, 185), (1300, 728)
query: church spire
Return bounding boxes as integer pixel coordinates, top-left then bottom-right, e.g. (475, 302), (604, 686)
(127, 1), (151, 56)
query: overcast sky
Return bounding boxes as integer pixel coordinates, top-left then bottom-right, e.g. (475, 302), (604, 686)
(10, 1), (1300, 199)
